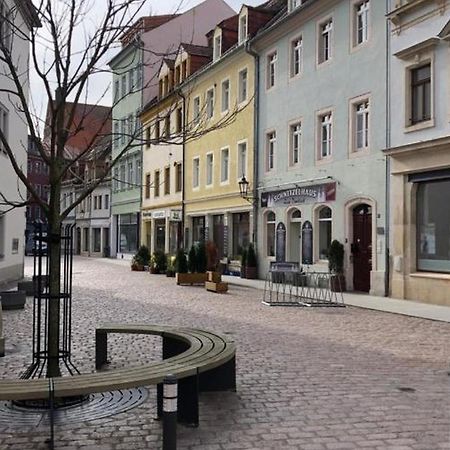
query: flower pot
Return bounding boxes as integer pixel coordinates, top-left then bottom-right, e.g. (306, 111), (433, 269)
(245, 266), (257, 279)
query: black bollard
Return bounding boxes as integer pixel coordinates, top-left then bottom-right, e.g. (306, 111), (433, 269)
(163, 374), (177, 450)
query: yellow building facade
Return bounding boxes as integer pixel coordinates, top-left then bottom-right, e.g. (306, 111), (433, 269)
(182, 42), (255, 262)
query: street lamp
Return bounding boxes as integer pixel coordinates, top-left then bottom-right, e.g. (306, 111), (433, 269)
(239, 175), (257, 204)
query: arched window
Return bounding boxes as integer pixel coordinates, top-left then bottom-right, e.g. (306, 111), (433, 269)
(266, 211), (276, 257)
(318, 206), (332, 260)
(290, 208), (301, 221)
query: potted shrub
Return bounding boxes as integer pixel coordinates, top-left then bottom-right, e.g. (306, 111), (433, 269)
(328, 240), (346, 292)
(245, 243), (257, 279)
(177, 244), (208, 285)
(151, 250), (167, 274)
(196, 241), (207, 274)
(131, 246), (150, 271)
(206, 241), (218, 272)
(240, 248), (247, 279)
(166, 255), (176, 277)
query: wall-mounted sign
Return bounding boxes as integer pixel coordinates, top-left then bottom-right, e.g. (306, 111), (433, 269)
(261, 182), (336, 208)
(152, 210), (166, 219)
(142, 211), (152, 219)
(170, 210), (182, 222)
(276, 222), (286, 262)
(302, 221), (313, 265)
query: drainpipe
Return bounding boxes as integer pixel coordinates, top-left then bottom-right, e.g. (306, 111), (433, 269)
(177, 89), (186, 251)
(384, 0), (391, 297)
(245, 40), (260, 250)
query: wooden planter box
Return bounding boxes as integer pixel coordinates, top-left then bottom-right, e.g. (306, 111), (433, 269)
(205, 281), (228, 293)
(131, 264), (145, 272)
(176, 272), (207, 286)
(207, 271), (221, 283)
(245, 266), (257, 279)
(0, 291), (26, 310)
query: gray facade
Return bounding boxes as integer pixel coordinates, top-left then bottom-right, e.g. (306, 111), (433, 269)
(253, 0), (388, 295)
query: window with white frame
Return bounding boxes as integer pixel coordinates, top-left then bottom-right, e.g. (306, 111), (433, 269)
(318, 19), (333, 64)
(266, 131), (276, 171)
(290, 37), (303, 77)
(192, 157), (200, 188)
(221, 148), (229, 183)
(319, 112), (332, 159)
(120, 164), (126, 191)
(354, 99), (369, 151)
(164, 115), (170, 138)
(113, 167), (119, 192)
(290, 122), (302, 165)
(237, 142), (247, 178)
(206, 153), (213, 186)
(128, 69), (134, 93)
(154, 120), (160, 140)
(213, 33), (222, 61)
(354, 1), (370, 47)
(154, 170), (160, 197)
(0, 104), (8, 154)
(318, 206), (332, 260)
(221, 79), (230, 113)
(238, 68), (248, 103)
(164, 166), (170, 195)
(135, 157), (141, 186)
(410, 63), (431, 125)
(127, 160), (134, 189)
(206, 88), (214, 119)
(193, 96), (200, 125)
(120, 118), (125, 145)
(266, 211), (276, 257)
(145, 173), (151, 199)
(146, 126), (151, 148)
(267, 51), (277, 89)
(239, 14), (248, 44)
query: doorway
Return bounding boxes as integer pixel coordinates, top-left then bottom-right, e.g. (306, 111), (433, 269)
(352, 204), (372, 292)
(288, 208), (301, 263)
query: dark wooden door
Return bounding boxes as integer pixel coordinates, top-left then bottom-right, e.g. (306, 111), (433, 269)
(352, 204), (372, 292)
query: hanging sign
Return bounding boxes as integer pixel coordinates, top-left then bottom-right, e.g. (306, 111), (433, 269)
(261, 182), (336, 207)
(170, 210), (182, 222)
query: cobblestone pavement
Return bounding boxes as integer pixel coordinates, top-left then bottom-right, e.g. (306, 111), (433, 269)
(0, 256), (449, 450)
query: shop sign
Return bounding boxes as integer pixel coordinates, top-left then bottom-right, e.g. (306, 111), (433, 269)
(142, 211), (152, 219)
(152, 210), (166, 219)
(261, 182), (336, 207)
(170, 210), (182, 222)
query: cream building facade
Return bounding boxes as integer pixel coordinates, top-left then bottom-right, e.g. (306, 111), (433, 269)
(385, 0), (450, 306)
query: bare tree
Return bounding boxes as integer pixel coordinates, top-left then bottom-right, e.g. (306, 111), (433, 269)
(0, 0), (250, 379)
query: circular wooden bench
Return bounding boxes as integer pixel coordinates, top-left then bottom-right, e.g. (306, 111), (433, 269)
(0, 324), (237, 427)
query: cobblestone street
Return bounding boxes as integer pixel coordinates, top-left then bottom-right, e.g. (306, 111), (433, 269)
(0, 256), (449, 450)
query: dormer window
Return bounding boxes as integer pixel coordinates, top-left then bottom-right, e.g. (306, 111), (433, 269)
(289, 0), (302, 11)
(213, 33), (222, 61)
(239, 15), (248, 44)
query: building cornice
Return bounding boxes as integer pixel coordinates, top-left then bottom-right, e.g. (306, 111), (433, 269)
(394, 37), (440, 60)
(383, 135), (450, 156)
(387, 0), (447, 30)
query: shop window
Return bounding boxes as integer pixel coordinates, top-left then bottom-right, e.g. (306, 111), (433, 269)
(232, 212), (249, 258)
(192, 216), (205, 245)
(417, 179), (450, 273)
(83, 228), (89, 252)
(266, 211), (276, 257)
(119, 213), (138, 253)
(93, 228), (101, 253)
(318, 206), (332, 260)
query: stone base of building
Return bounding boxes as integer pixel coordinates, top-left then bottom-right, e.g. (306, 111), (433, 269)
(370, 271), (386, 297)
(0, 264), (24, 286)
(391, 274), (450, 307)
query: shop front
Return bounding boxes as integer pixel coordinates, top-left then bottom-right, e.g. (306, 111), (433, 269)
(386, 137), (450, 306)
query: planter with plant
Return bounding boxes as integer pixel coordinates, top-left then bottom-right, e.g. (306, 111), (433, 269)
(131, 245), (150, 271)
(328, 239), (346, 292)
(177, 244), (208, 285)
(150, 250), (167, 275)
(245, 243), (257, 279)
(166, 255), (176, 277)
(240, 248), (247, 279)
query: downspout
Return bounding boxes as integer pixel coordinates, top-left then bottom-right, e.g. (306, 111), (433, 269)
(177, 88), (186, 251)
(245, 40), (259, 249)
(384, 0), (391, 297)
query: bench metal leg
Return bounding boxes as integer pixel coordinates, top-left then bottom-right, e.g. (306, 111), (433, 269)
(178, 373), (199, 427)
(95, 330), (108, 370)
(199, 356), (236, 392)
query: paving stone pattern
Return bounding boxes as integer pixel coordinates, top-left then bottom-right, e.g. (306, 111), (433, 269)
(0, 257), (449, 450)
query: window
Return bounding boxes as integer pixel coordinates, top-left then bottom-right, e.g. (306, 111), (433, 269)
(206, 89), (214, 119)
(193, 96), (200, 125)
(221, 148), (229, 183)
(127, 160), (134, 189)
(175, 163), (182, 192)
(155, 120), (160, 140)
(290, 122), (302, 165)
(120, 119), (125, 145)
(417, 179), (450, 273)
(213, 33), (222, 61)
(145, 173), (151, 199)
(237, 142), (247, 178)
(114, 80), (120, 101)
(206, 153), (213, 186)
(318, 207), (332, 260)
(319, 112), (332, 159)
(354, 100), (369, 151)
(319, 19), (333, 64)
(119, 213), (138, 253)
(129, 69), (134, 93)
(238, 69), (248, 103)
(83, 228), (90, 252)
(239, 15), (248, 44)
(266, 131), (276, 171)
(192, 158), (200, 188)
(267, 52), (277, 89)
(291, 37), (303, 77)
(411, 64), (431, 125)
(135, 157), (141, 186)
(354, 1), (369, 46)
(121, 75), (127, 97)
(113, 168), (119, 192)
(0, 104), (8, 154)
(232, 212), (250, 258)
(98, 196), (102, 210)
(120, 164), (126, 191)
(0, 214), (4, 258)
(176, 107), (183, 133)
(164, 166), (170, 195)
(146, 127), (151, 148)
(221, 79), (230, 113)
(104, 194), (109, 209)
(154, 170), (160, 197)
(266, 211), (276, 257)
(113, 122), (120, 149)
(93, 228), (101, 253)
(164, 115), (170, 138)
(135, 67), (141, 89)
